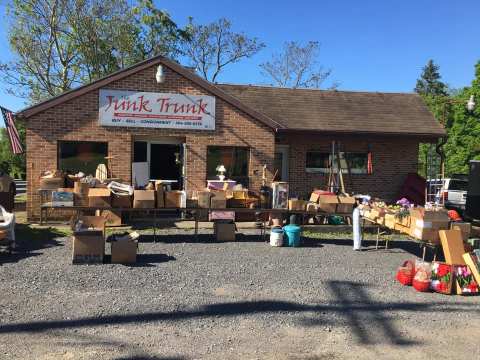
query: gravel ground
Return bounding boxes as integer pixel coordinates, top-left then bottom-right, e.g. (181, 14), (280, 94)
(0, 225), (479, 360)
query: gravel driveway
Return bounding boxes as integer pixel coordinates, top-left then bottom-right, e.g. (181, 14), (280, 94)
(0, 226), (479, 359)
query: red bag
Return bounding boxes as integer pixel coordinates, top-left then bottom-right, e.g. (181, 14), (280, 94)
(396, 260), (415, 286)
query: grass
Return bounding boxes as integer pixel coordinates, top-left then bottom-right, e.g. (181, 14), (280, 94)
(15, 193), (27, 203)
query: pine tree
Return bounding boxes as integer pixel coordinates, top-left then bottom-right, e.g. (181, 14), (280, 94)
(415, 60), (447, 96)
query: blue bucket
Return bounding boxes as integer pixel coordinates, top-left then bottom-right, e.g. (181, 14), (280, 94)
(283, 224), (301, 247)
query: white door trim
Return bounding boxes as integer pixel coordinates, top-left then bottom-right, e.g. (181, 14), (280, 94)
(275, 145), (289, 181)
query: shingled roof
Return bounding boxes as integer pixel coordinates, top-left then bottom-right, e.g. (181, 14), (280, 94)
(218, 84), (445, 137)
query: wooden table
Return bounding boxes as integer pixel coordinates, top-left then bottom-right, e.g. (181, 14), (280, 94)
(361, 216), (439, 260)
(40, 203), (353, 241)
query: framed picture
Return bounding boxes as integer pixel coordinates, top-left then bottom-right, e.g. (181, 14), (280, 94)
(463, 250), (480, 285)
(454, 264), (479, 295)
(431, 262), (454, 295)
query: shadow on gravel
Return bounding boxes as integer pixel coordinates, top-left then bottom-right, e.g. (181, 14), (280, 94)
(0, 224), (66, 266)
(138, 233), (265, 244)
(102, 254), (176, 267)
(115, 356), (187, 360)
(1, 280), (478, 347)
(303, 237), (439, 260)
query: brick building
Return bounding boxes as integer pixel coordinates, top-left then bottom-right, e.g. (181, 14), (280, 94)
(17, 55), (444, 220)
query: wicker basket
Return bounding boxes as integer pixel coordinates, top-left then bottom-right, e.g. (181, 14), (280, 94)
(396, 260), (415, 286)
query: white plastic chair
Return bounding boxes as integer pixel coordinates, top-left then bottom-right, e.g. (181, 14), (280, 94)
(0, 205), (15, 249)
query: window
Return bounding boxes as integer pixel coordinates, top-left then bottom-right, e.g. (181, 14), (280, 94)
(448, 179), (468, 192)
(305, 151), (368, 174)
(58, 141), (108, 176)
(207, 146), (249, 186)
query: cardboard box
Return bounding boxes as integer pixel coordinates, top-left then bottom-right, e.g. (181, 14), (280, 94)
(97, 210), (122, 226)
(209, 211), (235, 221)
(410, 217), (449, 230)
(233, 190), (248, 200)
(210, 191), (227, 209)
(39, 177), (64, 190)
(214, 222), (236, 241)
(156, 189), (165, 208)
(111, 193), (132, 208)
(72, 216), (106, 264)
(385, 213), (396, 229)
(165, 191), (186, 208)
(394, 223), (411, 235)
(197, 191), (212, 208)
(317, 195), (339, 213)
(306, 202), (319, 212)
(57, 188), (74, 193)
(410, 226), (440, 244)
(74, 181), (90, 195)
(409, 208), (449, 222)
(451, 222), (472, 241)
(133, 190), (155, 209)
(88, 188), (111, 207)
(52, 191), (74, 207)
(395, 215), (411, 228)
(74, 193), (89, 207)
(336, 196), (356, 213)
(309, 192), (320, 203)
(111, 240), (137, 264)
(439, 230), (466, 265)
(288, 199), (307, 211)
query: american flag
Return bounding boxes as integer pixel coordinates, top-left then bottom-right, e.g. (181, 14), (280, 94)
(1, 106), (23, 154)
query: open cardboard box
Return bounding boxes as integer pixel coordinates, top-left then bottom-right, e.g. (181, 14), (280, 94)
(72, 216), (106, 264)
(88, 188), (111, 207)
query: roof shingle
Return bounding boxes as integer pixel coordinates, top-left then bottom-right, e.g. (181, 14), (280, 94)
(218, 84), (445, 137)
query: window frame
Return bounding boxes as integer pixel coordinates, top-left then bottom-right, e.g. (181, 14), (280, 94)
(305, 151), (369, 175)
(57, 140), (108, 176)
(206, 146), (250, 185)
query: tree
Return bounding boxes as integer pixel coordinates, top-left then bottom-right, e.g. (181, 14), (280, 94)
(0, 0), (189, 103)
(414, 60), (449, 177)
(443, 61), (480, 175)
(183, 18), (265, 82)
(260, 41), (337, 89)
(0, 120), (26, 179)
(415, 59), (447, 96)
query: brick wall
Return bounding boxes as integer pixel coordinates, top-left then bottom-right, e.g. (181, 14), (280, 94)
(277, 133), (419, 201)
(25, 64), (275, 220)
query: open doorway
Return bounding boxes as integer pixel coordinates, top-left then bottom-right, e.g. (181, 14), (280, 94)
(132, 140), (184, 189)
(150, 143), (183, 189)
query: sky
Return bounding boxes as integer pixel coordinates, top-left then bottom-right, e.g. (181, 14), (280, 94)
(0, 0), (479, 112)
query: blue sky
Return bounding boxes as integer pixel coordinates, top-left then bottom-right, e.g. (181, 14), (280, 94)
(0, 0), (479, 111)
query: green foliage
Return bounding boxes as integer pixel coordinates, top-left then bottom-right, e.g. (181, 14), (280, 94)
(0, 119), (26, 179)
(443, 62), (480, 175)
(0, 0), (190, 103)
(416, 60), (480, 177)
(415, 59), (447, 96)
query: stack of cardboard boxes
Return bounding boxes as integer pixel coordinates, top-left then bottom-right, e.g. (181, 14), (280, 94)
(308, 193), (356, 214)
(408, 208), (450, 244)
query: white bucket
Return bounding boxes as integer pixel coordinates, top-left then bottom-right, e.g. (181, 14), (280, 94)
(270, 228), (284, 247)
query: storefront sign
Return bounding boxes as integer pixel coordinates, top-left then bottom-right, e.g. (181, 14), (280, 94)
(99, 89), (215, 130)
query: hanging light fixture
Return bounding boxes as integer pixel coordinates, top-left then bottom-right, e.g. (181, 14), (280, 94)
(155, 65), (165, 83)
(467, 95), (476, 112)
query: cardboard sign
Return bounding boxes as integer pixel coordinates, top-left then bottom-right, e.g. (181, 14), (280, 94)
(439, 230), (466, 265)
(99, 89), (215, 130)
